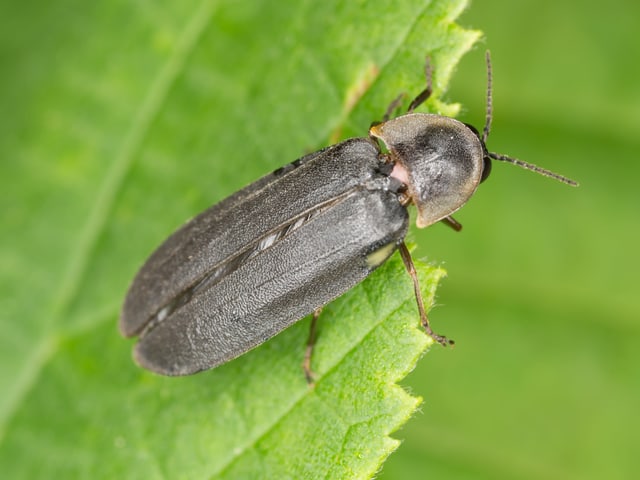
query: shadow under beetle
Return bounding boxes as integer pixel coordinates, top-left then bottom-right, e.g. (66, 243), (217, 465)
(120, 52), (577, 378)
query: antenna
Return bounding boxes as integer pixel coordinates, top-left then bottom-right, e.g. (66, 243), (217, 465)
(488, 152), (579, 186)
(483, 50), (493, 144)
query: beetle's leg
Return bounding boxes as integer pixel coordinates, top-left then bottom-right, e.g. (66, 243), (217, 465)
(407, 56), (433, 113)
(441, 215), (463, 232)
(303, 307), (322, 386)
(369, 94), (405, 140)
(398, 242), (454, 346)
(381, 93), (406, 122)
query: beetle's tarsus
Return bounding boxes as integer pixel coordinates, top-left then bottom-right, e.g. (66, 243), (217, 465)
(425, 329), (455, 347)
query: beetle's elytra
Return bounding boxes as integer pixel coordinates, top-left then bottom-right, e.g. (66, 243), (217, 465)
(121, 52), (576, 377)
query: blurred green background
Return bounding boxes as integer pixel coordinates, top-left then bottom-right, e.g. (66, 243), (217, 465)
(383, 1), (640, 479)
(1, 0), (638, 478)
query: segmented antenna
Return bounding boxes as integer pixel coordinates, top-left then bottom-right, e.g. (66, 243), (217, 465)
(483, 50), (578, 187)
(488, 152), (579, 186)
(483, 50), (493, 144)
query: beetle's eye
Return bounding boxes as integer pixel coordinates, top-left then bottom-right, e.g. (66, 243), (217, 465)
(464, 123), (481, 137)
(480, 156), (492, 183)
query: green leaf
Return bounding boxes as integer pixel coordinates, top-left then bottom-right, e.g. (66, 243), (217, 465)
(0, 0), (478, 477)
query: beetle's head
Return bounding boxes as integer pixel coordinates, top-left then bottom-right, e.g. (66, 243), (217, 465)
(370, 113), (486, 228)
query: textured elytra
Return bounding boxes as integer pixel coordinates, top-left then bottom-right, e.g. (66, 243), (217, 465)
(122, 138), (410, 375)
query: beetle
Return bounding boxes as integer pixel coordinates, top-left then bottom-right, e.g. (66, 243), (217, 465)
(120, 52), (576, 378)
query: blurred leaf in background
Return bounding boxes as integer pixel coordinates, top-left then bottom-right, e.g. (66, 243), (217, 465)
(0, 0), (487, 478)
(381, 1), (640, 479)
(2, 0), (639, 478)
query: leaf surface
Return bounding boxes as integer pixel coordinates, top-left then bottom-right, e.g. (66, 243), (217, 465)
(0, 0), (478, 477)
